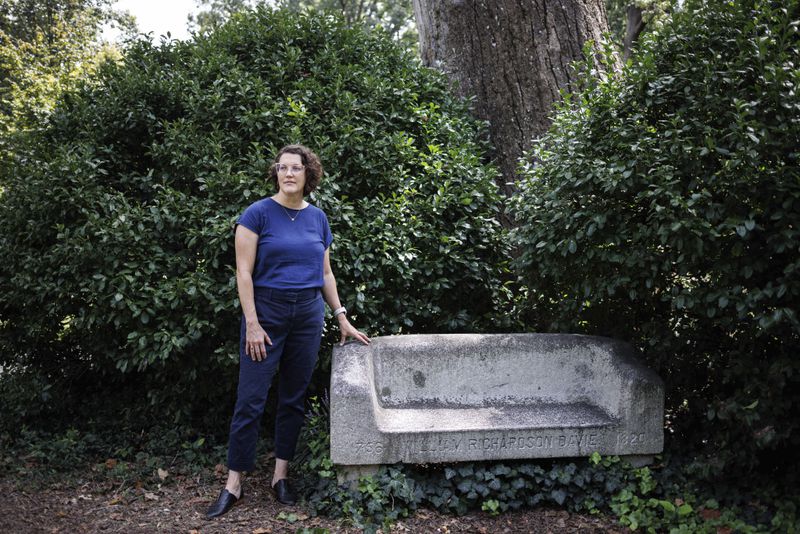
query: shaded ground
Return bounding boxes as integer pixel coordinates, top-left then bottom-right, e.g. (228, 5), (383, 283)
(1, 466), (625, 533)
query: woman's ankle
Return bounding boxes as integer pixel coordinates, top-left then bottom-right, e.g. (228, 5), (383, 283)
(224, 481), (241, 498)
(273, 458), (289, 485)
(225, 470), (242, 498)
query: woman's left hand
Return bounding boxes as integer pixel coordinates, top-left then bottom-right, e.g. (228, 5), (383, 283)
(338, 316), (370, 346)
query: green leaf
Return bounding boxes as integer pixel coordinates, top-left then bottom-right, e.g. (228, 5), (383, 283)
(659, 500), (676, 513)
(550, 489), (567, 505)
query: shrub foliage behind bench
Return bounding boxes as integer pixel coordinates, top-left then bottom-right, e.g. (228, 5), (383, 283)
(512, 0), (800, 481)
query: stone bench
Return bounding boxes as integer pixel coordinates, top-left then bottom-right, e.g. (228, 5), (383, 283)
(330, 334), (663, 472)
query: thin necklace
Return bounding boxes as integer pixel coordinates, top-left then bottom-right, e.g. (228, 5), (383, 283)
(281, 205), (302, 222)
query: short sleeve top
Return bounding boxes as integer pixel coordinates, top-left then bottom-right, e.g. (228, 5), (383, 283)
(236, 198), (333, 289)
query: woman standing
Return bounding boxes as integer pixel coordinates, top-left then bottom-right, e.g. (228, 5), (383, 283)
(207, 144), (369, 519)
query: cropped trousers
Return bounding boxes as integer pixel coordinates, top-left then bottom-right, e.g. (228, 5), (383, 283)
(227, 287), (324, 472)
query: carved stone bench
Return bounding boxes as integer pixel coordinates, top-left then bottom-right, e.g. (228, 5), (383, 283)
(330, 334), (663, 476)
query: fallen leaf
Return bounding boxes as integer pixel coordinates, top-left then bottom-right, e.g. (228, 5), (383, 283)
(700, 508), (722, 520)
(105, 458), (118, 469)
(157, 468), (169, 481)
(253, 528), (272, 534)
(674, 498), (685, 506)
(214, 463), (226, 475)
(276, 511), (299, 523)
(717, 528), (732, 534)
(109, 513), (124, 521)
(108, 496), (122, 505)
(144, 492), (159, 501)
(56, 511), (68, 518)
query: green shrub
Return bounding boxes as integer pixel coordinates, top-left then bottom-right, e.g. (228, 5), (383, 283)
(0, 6), (510, 425)
(511, 0), (800, 482)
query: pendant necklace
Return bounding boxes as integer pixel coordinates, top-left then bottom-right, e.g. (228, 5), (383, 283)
(281, 205), (301, 222)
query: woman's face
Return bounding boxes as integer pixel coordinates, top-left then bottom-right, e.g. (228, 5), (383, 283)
(276, 153), (306, 196)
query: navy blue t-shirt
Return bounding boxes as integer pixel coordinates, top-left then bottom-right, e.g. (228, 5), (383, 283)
(236, 198), (333, 289)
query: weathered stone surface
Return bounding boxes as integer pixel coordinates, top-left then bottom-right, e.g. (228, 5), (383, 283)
(330, 334), (663, 465)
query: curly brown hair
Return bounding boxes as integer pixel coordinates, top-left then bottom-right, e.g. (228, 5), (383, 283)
(269, 144), (323, 195)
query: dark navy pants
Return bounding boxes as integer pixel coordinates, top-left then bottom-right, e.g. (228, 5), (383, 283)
(227, 287), (324, 472)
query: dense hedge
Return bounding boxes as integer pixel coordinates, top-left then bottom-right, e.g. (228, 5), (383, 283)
(512, 0), (799, 481)
(0, 7), (510, 425)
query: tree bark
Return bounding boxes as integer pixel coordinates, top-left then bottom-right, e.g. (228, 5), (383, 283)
(413, 0), (611, 196)
(623, 4), (645, 60)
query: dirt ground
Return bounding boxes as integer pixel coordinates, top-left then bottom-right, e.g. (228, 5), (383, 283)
(0, 466), (626, 533)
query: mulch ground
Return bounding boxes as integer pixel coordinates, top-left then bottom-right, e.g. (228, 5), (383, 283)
(1, 466), (626, 533)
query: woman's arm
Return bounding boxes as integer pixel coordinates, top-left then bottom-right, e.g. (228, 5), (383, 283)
(321, 248), (370, 345)
(235, 224), (272, 361)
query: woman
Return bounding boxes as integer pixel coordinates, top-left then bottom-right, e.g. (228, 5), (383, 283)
(206, 144), (369, 519)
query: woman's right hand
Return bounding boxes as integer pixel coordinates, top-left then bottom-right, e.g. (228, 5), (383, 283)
(245, 320), (272, 361)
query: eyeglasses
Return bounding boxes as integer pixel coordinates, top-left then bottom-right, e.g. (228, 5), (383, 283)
(276, 164), (305, 174)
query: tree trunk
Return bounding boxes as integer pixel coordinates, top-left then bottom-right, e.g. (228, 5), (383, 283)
(623, 4), (645, 60)
(413, 0), (611, 196)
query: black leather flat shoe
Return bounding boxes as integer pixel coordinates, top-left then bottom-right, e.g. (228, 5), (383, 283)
(205, 488), (243, 519)
(271, 479), (297, 505)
